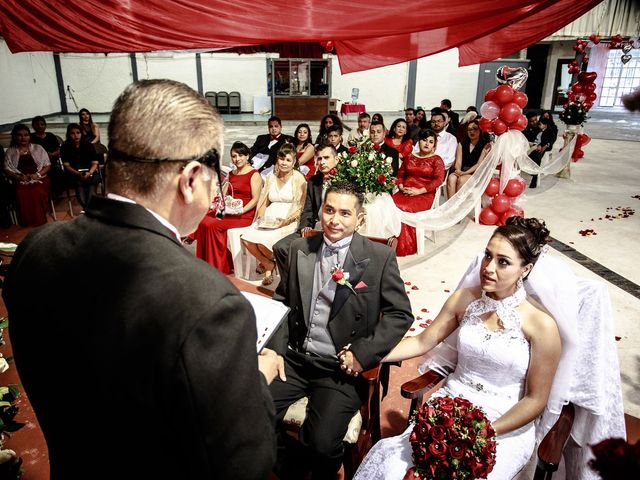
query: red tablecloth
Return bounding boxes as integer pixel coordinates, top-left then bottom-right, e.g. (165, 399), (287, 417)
(340, 103), (366, 116)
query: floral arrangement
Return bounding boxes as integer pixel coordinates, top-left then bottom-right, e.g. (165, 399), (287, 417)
(559, 101), (588, 125)
(331, 267), (355, 293)
(330, 137), (395, 196)
(588, 437), (640, 479)
(405, 396), (497, 480)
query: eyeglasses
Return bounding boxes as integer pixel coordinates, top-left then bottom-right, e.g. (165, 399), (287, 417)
(109, 147), (225, 218)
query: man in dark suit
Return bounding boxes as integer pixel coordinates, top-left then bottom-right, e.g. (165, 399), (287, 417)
(441, 98), (460, 130)
(250, 115), (294, 174)
(369, 121), (400, 176)
(528, 116), (557, 188)
(269, 182), (413, 479)
(272, 144), (339, 289)
(3, 80), (283, 480)
(326, 124), (348, 155)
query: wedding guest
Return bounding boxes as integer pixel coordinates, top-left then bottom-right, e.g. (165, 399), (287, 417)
(348, 112), (371, 142)
(430, 108), (458, 169)
(61, 123), (100, 209)
(191, 141), (262, 274)
(326, 124), (348, 154)
(523, 111), (540, 143)
(440, 98), (460, 129)
(529, 116), (557, 188)
(241, 143), (307, 286)
(3, 79), (282, 480)
(392, 129), (445, 256)
(456, 109), (478, 142)
(355, 217), (561, 480)
(371, 112), (384, 125)
(0, 146), (11, 228)
(315, 114), (343, 145)
(79, 108), (100, 145)
(404, 108), (421, 143)
(293, 123), (316, 180)
(447, 119), (491, 198)
(4, 123), (51, 227)
(30, 115), (64, 195)
(415, 108), (429, 129)
(269, 181), (413, 479)
(370, 121), (399, 175)
(249, 115), (294, 174)
(385, 119), (413, 163)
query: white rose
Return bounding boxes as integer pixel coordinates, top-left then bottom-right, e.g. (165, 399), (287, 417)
(368, 152), (375, 160)
(0, 357), (7, 374)
(370, 167), (375, 173)
(351, 160), (358, 167)
(386, 157), (393, 165)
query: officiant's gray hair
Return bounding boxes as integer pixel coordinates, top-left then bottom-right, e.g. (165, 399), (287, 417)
(325, 182), (364, 211)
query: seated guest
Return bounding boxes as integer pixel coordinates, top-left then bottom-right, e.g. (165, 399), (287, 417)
(326, 124), (348, 155)
(79, 108), (108, 159)
(371, 112), (386, 132)
(347, 112), (371, 142)
(249, 115), (294, 174)
(30, 116), (63, 192)
(523, 111), (540, 143)
(540, 110), (559, 137)
(415, 108), (429, 129)
(4, 123), (51, 227)
(191, 141), (262, 274)
(404, 108), (421, 143)
(273, 144), (340, 287)
(370, 121), (399, 175)
(429, 108), (458, 170)
(315, 114), (343, 145)
(447, 119), (491, 198)
(269, 181), (413, 480)
(456, 109), (478, 142)
(440, 98), (460, 129)
(434, 107), (457, 136)
(0, 146), (11, 228)
(393, 129), (445, 256)
(293, 123), (316, 180)
(385, 118), (413, 163)
(61, 123), (100, 209)
(528, 116), (557, 188)
(241, 144), (307, 285)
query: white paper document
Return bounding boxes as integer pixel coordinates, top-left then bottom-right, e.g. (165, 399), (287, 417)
(241, 292), (290, 352)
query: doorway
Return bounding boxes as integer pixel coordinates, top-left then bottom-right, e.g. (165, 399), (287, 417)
(525, 45), (550, 109)
(551, 59), (574, 111)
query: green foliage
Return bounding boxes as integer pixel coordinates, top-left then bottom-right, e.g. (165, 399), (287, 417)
(559, 101), (588, 125)
(331, 137), (395, 195)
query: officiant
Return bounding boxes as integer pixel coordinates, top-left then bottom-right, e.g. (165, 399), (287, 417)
(268, 181), (413, 479)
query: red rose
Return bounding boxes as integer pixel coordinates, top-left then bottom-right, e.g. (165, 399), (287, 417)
(348, 146), (357, 154)
(373, 142), (381, 151)
(430, 425), (446, 441)
(331, 269), (344, 282)
(377, 174), (387, 184)
(428, 440), (447, 459)
(450, 441), (466, 460)
(438, 412), (455, 428)
(437, 396), (455, 413)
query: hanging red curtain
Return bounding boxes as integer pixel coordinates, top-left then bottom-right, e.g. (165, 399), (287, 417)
(0, 0), (604, 73)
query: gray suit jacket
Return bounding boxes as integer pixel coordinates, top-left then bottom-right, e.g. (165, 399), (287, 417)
(271, 232), (412, 370)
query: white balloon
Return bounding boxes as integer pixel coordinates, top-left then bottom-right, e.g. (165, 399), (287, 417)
(480, 101), (500, 120)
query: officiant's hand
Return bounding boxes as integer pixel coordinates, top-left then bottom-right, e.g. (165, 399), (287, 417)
(338, 347), (363, 377)
(258, 348), (286, 384)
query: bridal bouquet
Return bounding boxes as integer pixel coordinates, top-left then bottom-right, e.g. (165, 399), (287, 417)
(331, 137), (395, 196)
(405, 396), (497, 480)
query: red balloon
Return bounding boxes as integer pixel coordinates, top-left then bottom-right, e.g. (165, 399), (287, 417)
(571, 83), (584, 93)
(479, 206), (499, 226)
(484, 89), (496, 101)
(324, 41), (334, 53)
(567, 92), (576, 101)
(492, 118), (508, 135)
(586, 92), (597, 102)
(504, 177), (526, 197)
(583, 100), (593, 110)
(479, 117), (493, 133)
(579, 133), (591, 146)
(499, 102), (522, 125)
(578, 71), (597, 84)
(512, 91), (528, 109)
(572, 147), (585, 161)
(484, 177), (500, 197)
(511, 114), (528, 131)
(491, 194), (511, 213)
(493, 85), (514, 106)
(500, 205), (525, 225)
(584, 83), (596, 93)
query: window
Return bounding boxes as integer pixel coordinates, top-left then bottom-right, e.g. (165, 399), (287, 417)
(600, 50), (640, 107)
(272, 59), (329, 97)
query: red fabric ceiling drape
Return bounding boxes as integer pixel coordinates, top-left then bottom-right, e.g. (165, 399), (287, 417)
(0, 0), (603, 73)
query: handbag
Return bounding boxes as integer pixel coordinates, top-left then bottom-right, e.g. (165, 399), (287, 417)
(223, 182), (244, 215)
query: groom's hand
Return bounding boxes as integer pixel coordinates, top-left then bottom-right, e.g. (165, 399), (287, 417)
(338, 347), (363, 377)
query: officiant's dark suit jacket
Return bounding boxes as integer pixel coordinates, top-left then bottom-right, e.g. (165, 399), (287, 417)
(270, 231), (412, 371)
(3, 196), (275, 480)
(250, 133), (294, 171)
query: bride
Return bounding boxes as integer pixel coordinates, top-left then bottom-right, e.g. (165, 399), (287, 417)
(355, 217), (561, 480)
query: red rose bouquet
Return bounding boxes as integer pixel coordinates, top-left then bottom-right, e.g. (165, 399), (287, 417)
(405, 396), (497, 480)
(588, 437), (640, 479)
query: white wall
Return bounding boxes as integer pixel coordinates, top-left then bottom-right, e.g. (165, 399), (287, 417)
(135, 52), (198, 91)
(0, 39), (60, 124)
(61, 53), (133, 113)
(200, 53), (268, 112)
(415, 49), (480, 111)
(330, 56), (408, 113)
(541, 42), (575, 109)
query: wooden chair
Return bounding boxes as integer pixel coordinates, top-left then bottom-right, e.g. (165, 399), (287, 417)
(229, 91), (241, 114)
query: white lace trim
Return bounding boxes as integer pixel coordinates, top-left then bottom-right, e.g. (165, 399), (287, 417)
(463, 284), (527, 334)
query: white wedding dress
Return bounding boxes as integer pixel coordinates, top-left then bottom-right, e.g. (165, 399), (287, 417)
(355, 285), (536, 480)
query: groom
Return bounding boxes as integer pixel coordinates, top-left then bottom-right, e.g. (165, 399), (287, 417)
(269, 181), (413, 479)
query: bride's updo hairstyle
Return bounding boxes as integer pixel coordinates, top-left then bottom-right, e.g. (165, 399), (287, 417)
(493, 217), (550, 268)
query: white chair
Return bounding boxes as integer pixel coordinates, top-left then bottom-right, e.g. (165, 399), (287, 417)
(415, 180), (446, 255)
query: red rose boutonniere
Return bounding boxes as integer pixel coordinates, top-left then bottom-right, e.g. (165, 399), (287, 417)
(331, 267), (356, 293)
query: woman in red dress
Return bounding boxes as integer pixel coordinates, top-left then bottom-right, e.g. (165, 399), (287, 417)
(294, 123), (316, 180)
(191, 142), (262, 274)
(392, 129), (445, 257)
(384, 119), (414, 163)
(4, 124), (51, 227)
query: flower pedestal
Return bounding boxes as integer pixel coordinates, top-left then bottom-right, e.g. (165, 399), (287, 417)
(359, 192), (402, 238)
(556, 125), (580, 179)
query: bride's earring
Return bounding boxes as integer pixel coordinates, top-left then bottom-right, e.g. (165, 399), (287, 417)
(516, 276), (524, 289)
